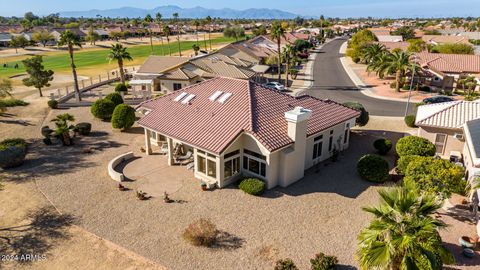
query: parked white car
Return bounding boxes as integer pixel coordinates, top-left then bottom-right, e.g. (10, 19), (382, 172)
(264, 82), (286, 91)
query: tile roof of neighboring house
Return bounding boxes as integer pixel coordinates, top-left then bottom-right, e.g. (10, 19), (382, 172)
(189, 55), (256, 79)
(159, 67), (198, 80)
(51, 28), (86, 37)
(137, 77), (359, 154)
(421, 35), (471, 45)
(464, 118), (480, 166)
(376, 35), (403, 42)
(416, 101), (480, 129)
(136, 56), (191, 74)
(415, 52), (480, 75)
(368, 28), (392, 37)
(379, 41), (410, 51)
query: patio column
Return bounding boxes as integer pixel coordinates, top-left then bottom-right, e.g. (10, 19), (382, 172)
(144, 129), (152, 155)
(167, 137), (174, 166)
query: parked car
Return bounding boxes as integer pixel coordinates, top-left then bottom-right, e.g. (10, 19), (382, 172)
(264, 82), (286, 91)
(422, 96), (454, 104)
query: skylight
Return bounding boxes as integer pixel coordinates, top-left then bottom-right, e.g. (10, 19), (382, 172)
(181, 94), (196, 104)
(217, 92), (232, 104)
(174, 92), (188, 102)
(209, 91), (223, 101)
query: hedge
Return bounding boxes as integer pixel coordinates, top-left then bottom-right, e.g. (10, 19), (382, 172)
(115, 83), (128, 92)
(357, 154), (389, 183)
(0, 138), (27, 169)
(111, 104), (135, 130)
(91, 99), (116, 120)
(396, 136), (436, 157)
(396, 155), (421, 175)
(373, 138), (392, 155)
(105, 92), (124, 107)
(47, 100), (58, 109)
(404, 115), (416, 127)
(239, 178), (266, 196)
(343, 102), (369, 126)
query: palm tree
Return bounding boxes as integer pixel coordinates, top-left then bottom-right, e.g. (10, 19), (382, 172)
(282, 44), (296, 87)
(270, 21), (286, 82)
(366, 51), (390, 78)
(163, 25), (172, 56)
(155, 12), (165, 55)
(206, 16), (213, 51)
(193, 19), (200, 44)
(376, 51), (411, 92)
(357, 185), (454, 270)
(172, 13), (181, 56)
(107, 44), (133, 84)
(51, 113), (75, 146)
(144, 14), (154, 54)
(192, 44), (200, 56)
(457, 76), (479, 97)
(58, 30), (82, 102)
(360, 43), (387, 65)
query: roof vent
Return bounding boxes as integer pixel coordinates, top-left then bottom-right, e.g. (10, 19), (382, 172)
(174, 92), (188, 102)
(209, 90), (223, 101)
(217, 92), (232, 104)
(182, 94), (196, 104)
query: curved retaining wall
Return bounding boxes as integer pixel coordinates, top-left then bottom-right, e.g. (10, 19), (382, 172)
(108, 152), (134, 182)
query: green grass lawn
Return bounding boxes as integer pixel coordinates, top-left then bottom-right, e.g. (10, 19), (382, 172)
(0, 36), (235, 78)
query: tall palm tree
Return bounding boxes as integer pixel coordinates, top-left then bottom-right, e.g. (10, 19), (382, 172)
(206, 16), (213, 51)
(282, 44), (296, 87)
(144, 14), (154, 54)
(155, 12), (165, 55)
(202, 19), (208, 51)
(107, 44), (133, 84)
(172, 13), (182, 56)
(360, 43), (387, 65)
(270, 21), (286, 82)
(193, 19), (200, 44)
(357, 185), (454, 270)
(163, 25), (172, 56)
(51, 113), (75, 146)
(58, 30), (82, 102)
(376, 51), (411, 92)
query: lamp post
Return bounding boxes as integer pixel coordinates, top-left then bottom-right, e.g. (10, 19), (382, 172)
(404, 56), (419, 117)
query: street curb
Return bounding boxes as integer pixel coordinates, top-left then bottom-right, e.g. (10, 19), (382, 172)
(338, 41), (409, 103)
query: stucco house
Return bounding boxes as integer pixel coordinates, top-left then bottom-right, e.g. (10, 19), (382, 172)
(416, 101), (480, 158)
(136, 77), (359, 189)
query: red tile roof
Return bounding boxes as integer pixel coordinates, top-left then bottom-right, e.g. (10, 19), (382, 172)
(416, 52), (480, 75)
(137, 77), (359, 154)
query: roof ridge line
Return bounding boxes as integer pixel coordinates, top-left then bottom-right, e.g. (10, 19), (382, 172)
(417, 101), (463, 124)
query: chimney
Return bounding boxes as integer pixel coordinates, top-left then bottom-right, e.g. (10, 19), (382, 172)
(284, 106), (312, 145)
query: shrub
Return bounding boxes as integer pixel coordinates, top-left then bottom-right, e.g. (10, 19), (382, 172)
(404, 115), (416, 127)
(396, 136), (436, 157)
(105, 92), (124, 107)
(239, 178), (266, 196)
(396, 155), (421, 175)
(0, 98), (29, 107)
(74, 122), (92, 135)
(111, 104), (135, 130)
(357, 154), (390, 183)
(41, 126), (54, 138)
(310, 253), (338, 270)
(47, 99), (58, 109)
(0, 138), (27, 169)
(402, 84), (411, 90)
(182, 218), (218, 247)
(373, 138), (392, 155)
(389, 82), (396, 89)
(343, 102), (369, 126)
(274, 258), (299, 270)
(115, 83), (128, 92)
(91, 98), (115, 120)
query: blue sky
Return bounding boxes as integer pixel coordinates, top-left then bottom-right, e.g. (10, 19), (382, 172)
(1, 0), (479, 18)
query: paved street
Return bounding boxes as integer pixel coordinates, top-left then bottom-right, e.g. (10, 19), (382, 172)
(306, 38), (413, 117)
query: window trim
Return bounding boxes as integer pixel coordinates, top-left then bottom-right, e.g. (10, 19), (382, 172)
(434, 133), (447, 154)
(243, 150), (267, 178)
(196, 150), (218, 180)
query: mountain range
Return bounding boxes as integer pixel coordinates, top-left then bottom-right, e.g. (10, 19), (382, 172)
(59, 5), (300, 19)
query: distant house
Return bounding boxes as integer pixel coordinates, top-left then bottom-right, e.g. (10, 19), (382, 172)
(0, 32), (12, 47)
(81, 29), (109, 39)
(376, 35), (403, 42)
(421, 35), (472, 46)
(50, 28), (87, 42)
(378, 41), (410, 52)
(137, 77), (359, 189)
(416, 101), (480, 158)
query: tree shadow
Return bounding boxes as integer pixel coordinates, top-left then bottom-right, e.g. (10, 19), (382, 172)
(0, 206), (75, 265)
(443, 242), (480, 267)
(0, 119), (34, 126)
(211, 231), (245, 251)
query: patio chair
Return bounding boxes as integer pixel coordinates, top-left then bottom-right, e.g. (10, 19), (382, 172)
(159, 143), (168, 155)
(186, 161), (194, 170)
(175, 150), (193, 161)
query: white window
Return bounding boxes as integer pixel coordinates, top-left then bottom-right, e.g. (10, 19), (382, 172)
(312, 135), (323, 160)
(224, 150), (240, 178)
(434, 134), (447, 154)
(197, 150), (217, 179)
(243, 149), (266, 178)
(149, 131), (156, 140)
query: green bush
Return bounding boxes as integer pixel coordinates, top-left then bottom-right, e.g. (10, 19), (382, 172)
(396, 136), (436, 157)
(0, 98), (29, 107)
(373, 138), (392, 155)
(105, 92), (124, 107)
(91, 99), (115, 120)
(274, 258), (299, 270)
(239, 178), (266, 196)
(343, 102), (369, 126)
(115, 83), (128, 92)
(357, 154), (390, 183)
(74, 122), (92, 135)
(310, 253), (338, 270)
(111, 104), (135, 130)
(404, 115), (416, 127)
(402, 84), (411, 90)
(0, 138), (27, 169)
(396, 155), (421, 175)
(47, 99), (58, 109)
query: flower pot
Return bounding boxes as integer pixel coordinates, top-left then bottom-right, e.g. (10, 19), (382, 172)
(459, 236), (476, 248)
(201, 184), (208, 191)
(463, 248), (475, 258)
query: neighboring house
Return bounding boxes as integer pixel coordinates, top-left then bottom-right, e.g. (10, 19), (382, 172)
(50, 28), (87, 41)
(0, 32), (12, 47)
(421, 35), (472, 45)
(137, 77), (359, 189)
(463, 118), (480, 181)
(81, 29), (110, 39)
(368, 27), (393, 38)
(376, 35), (403, 42)
(379, 41), (410, 52)
(415, 52), (480, 90)
(415, 101), (480, 161)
